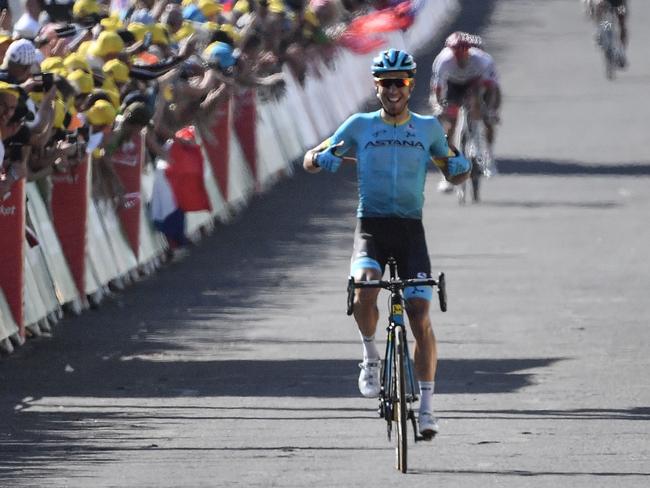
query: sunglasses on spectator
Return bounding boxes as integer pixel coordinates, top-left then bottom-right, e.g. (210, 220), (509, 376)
(375, 78), (414, 88)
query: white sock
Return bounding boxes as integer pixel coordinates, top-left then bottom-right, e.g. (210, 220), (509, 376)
(360, 332), (380, 362)
(419, 381), (435, 413)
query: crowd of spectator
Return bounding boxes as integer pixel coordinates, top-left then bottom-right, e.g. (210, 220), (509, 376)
(0, 0), (394, 206)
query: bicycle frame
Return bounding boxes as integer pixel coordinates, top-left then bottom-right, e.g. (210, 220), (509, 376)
(346, 257), (447, 472)
(455, 104), (490, 204)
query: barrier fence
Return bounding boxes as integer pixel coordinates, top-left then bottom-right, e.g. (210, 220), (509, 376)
(0, 0), (458, 354)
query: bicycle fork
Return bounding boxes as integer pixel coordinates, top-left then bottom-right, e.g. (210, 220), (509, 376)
(378, 293), (426, 442)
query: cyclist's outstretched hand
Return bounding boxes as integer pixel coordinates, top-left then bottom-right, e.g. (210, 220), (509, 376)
(315, 142), (345, 172)
(447, 152), (471, 177)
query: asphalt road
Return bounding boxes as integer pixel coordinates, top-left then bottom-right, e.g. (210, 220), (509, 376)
(1, 1), (649, 486)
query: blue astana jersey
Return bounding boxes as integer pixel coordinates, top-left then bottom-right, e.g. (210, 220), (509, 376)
(324, 110), (451, 219)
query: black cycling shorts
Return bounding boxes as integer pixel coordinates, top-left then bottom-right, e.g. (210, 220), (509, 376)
(351, 218), (433, 298)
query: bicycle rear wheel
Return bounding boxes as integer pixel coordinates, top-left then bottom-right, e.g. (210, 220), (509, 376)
(394, 327), (408, 473)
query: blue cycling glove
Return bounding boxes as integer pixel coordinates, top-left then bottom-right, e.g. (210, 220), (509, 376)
(447, 151), (471, 177)
(314, 146), (343, 173)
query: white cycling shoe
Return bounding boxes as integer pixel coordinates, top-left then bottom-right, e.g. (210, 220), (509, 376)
(418, 411), (440, 438)
(358, 360), (381, 398)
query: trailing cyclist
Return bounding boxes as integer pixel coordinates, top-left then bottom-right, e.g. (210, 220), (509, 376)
(585, 0), (628, 53)
(584, 0), (628, 70)
(430, 31), (501, 193)
(303, 48), (470, 438)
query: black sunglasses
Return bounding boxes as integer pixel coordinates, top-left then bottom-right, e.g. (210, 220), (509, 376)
(375, 78), (414, 88)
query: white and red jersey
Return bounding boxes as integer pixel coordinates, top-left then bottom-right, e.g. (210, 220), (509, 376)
(431, 47), (499, 97)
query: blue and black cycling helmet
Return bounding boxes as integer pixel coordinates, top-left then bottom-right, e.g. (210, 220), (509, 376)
(371, 49), (417, 76)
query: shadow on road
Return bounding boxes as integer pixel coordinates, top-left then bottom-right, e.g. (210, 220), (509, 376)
(441, 406), (650, 421)
(410, 468), (650, 477)
(0, 355), (560, 477)
(497, 158), (650, 175)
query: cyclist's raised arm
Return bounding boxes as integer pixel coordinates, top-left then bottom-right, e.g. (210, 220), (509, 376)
(303, 114), (360, 173)
(429, 121), (471, 185)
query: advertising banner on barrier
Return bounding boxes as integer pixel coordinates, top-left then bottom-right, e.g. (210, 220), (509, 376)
(50, 160), (89, 297)
(0, 180), (25, 334)
(112, 131), (144, 256)
(232, 88), (257, 184)
(201, 99), (230, 201)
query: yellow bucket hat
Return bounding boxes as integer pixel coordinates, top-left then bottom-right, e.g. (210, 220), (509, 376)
(198, 0), (222, 18)
(86, 99), (116, 126)
(41, 56), (64, 73)
(73, 0), (100, 18)
(89, 31), (125, 58)
(102, 59), (130, 84)
(0, 81), (19, 99)
(64, 53), (91, 74)
(100, 15), (124, 32)
(127, 22), (148, 43)
(67, 69), (94, 95)
(173, 21), (196, 42)
(150, 23), (170, 46)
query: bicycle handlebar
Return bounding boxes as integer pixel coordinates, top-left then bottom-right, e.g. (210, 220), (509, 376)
(349, 277), (439, 290)
(346, 273), (447, 316)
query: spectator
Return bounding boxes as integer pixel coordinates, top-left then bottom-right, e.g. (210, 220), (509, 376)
(0, 81), (23, 196)
(13, 0), (42, 41)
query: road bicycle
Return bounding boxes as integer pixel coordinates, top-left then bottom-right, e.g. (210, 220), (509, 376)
(346, 257), (447, 473)
(454, 104), (493, 205)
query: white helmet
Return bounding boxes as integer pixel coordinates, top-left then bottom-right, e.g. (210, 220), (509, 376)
(3, 39), (37, 67)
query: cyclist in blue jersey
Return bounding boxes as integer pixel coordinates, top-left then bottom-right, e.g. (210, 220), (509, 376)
(303, 48), (470, 438)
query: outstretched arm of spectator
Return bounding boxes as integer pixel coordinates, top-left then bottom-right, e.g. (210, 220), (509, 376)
(27, 87), (57, 140)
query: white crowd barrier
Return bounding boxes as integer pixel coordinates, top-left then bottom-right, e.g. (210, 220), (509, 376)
(0, 0), (458, 350)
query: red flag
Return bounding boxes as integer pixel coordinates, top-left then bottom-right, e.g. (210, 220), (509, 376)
(166, 127), (212, 213)
(339, 32), (386, 54)
(345, 1), (415, 36)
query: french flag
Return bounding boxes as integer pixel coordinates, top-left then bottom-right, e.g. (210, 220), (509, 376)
(150, 127), (211, 247)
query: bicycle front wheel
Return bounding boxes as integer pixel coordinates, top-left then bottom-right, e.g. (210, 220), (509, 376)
(394, 327), (408, 473)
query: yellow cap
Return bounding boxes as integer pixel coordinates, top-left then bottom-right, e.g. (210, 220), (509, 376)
(41, 56), (64, 73)
(67, 69), (94, 95)
(73, 0), (100, 18)
(89, 31), (125, 58)
(101, 15), (124, 32)
(93, 87), (121, 110)
(233, 0), (249, 14)
(127, 22), (148, 43)
(150, 23), (170, 46)
(64, 53), (91, 74)
(203, 21), (220, 33)
(86, 99), (116, 126)
(173, 21), (196, 42)
(199, 0), (222, 18)
(219, 23), (240, 43)
(267, 0), (285, 14)
(103, 88), (121, 110)
(102, 59), (130, 83)
(0, 81), (19, 99)
(76, 40), (93, 57)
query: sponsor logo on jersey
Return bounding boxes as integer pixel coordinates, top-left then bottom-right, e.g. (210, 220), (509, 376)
(365, 139), (425, 150)
(392, 304), (403, 315)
